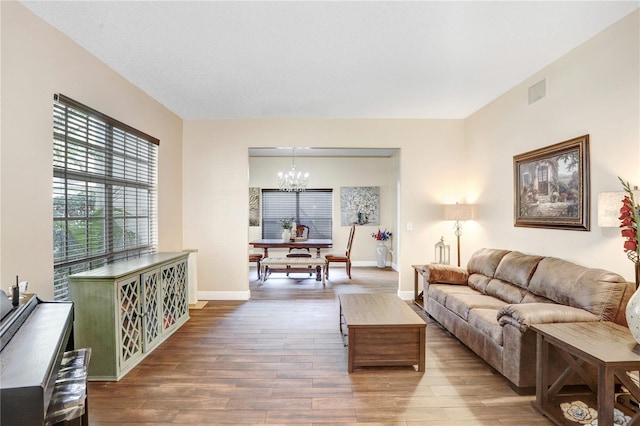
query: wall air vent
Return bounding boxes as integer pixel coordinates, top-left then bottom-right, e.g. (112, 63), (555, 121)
(528, 79), (546, 105)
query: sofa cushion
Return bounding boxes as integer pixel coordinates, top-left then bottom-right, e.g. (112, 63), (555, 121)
(485, 278), (528, 304)
(468, 273), (492, 294)
(428, 284), (478, 307)
(528, 257), (628, 321)
(497, 303), (600, 332)
(445, 292), (507, 321)
(521, 292), (553, 304)
(494, 251), (543, 289)
(468, 308), (503, 346)
(467, 248), (511, 277)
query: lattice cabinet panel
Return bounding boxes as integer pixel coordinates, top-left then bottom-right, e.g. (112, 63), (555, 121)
(69, 252), (190, 381)
(161, 259), (189, 333)
(142, 269), (162, 351)
(117, 276), (143, 371)
(175, 261), (188, 319)
(161, 263), (177, 330)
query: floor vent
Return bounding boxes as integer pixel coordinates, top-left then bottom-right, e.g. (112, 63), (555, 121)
(528, 79), (546, 105)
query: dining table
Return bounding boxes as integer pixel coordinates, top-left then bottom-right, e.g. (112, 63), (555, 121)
(250, 238), (333, 258)
(250, 239), (333, 281)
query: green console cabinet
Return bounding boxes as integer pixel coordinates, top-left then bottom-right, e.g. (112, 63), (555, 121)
(69, 252), (189, 381)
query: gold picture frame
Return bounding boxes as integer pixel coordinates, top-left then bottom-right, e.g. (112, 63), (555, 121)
(514, 135), (590, 231)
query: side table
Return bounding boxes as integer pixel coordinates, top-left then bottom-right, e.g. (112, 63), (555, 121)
(411, 265), (427, 309)
(531, 321), (640, 426)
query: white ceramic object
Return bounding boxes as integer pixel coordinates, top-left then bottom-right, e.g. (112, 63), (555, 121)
(376, 241), (387, 268)
(626, 287), (640, 344)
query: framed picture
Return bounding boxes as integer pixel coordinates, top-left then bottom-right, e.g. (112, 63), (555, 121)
(340, 186), (380, 226)
(514, 135), (590, 231)
(249, 187), (260, 226)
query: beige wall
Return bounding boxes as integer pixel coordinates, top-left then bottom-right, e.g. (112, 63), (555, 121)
(182, 120), (466, 299)
(0, 2), (184, 298)
(465, 9), (640, 282)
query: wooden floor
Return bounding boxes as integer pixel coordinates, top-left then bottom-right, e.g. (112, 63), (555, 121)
(87, 267), (552, 425)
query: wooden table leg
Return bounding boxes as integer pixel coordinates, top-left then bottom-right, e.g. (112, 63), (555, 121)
(348, 328), (355, 373)
(536, 333), (550, 409)
(260, 263), (267, 285)
(418, 326), (426, 372)
(597, 365), (615, 426)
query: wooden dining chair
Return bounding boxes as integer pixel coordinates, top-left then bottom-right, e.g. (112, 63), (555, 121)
(325, 224), (355, 279)
(287, 224), (311, 258)
(286, 224), (312, 276)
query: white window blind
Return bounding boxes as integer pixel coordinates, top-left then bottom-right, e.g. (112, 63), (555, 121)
(53, 94), (159, 300)
(262, 189), (333, 239)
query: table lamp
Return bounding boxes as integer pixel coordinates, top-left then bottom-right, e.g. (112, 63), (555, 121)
(444, 202), (475, 267)
(597, 189), (640, 288)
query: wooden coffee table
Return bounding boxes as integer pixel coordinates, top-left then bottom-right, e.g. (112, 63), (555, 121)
(338, 293), (426, 372)
(531, 321), (640, 426)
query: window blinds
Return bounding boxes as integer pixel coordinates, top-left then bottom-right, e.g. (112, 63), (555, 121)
(53, 94), (158, 300)
(261, 189), (333, 239)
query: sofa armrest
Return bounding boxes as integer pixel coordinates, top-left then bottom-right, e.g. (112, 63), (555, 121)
(497, 303), (600, 332)
(421, 264), (469, 285)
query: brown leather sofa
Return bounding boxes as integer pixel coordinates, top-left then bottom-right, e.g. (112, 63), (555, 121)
(420, 248), (635, 393)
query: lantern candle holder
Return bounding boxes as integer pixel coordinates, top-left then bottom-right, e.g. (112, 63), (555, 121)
(434, 236), (450, 265)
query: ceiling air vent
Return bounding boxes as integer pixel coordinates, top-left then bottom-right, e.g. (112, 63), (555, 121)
(528, 79), (546, 105)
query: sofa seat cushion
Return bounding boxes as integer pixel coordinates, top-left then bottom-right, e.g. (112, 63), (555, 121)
(445, 292), (508, 321)
(428, 284), (479, 307)
(497, 303), (600, 332)
(468, 308), (503, 346)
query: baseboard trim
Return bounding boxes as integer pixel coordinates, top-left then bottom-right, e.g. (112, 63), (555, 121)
(397, 291), (414, 301)
(352, 261), (398, 270)
(189, 301), (208, 309)
(198, 290), (250, 301)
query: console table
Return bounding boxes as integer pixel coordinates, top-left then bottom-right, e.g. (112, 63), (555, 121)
(531, 321), (640, 426)
(69, 252), (189, 381)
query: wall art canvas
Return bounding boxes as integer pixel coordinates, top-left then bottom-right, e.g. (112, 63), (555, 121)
(249, 187), (260, 226)
(514, 135), (590, 231)
(340, 186), (380, 226)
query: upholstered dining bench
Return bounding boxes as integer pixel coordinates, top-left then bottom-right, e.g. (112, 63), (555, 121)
(260, 257), (328, 286)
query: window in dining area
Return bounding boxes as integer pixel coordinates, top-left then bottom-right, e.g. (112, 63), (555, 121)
(262, 189), (333, 239)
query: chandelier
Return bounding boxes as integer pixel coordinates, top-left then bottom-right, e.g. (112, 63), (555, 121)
(278, 148), (309, 192)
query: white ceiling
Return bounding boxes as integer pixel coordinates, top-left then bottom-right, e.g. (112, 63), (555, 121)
(21, 1), (639, 121)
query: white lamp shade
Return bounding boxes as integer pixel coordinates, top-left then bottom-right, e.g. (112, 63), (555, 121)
(598, 190), (640, 227)
(444, 203), (475, 221)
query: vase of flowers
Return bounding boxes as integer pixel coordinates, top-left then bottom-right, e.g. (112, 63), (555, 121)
(279, 218), (294, 242)
(372, 229), (392, 268)
(619, 177), (640, 343)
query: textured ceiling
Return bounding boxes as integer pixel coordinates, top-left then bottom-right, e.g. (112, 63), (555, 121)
(21, 1), (639, 120)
